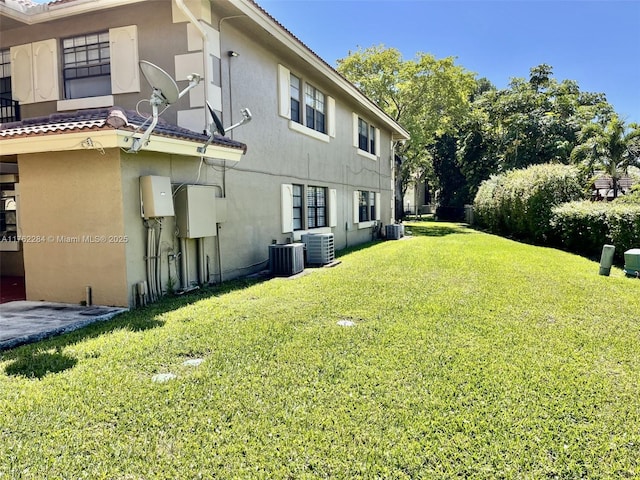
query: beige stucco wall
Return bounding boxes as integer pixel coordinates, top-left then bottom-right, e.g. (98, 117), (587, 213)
(18, 150), (128, 306)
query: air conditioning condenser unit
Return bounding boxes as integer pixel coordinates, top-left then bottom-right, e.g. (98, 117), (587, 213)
(301, 233), (335, 265)
(269, 243), (304, 276)
(386, 224), (404, 240)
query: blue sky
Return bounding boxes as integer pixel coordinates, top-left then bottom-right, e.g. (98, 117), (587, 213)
(259, 0), (640, 124)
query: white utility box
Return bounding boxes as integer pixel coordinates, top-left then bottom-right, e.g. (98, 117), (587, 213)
(140, 175), (175, 218)
(174, 185), (224, 238)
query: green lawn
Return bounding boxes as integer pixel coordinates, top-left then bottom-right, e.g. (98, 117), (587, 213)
(1, 222), (639, 479)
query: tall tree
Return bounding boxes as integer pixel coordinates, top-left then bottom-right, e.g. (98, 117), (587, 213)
(337, 45), (476, 219)
(570, 116), (640, 198)
(458, 65), (614, 202)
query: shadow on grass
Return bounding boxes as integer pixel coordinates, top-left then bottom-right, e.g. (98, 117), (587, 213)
(336, 239), (384, 258)
(335, 222), (472, 258)
(405, 222), (471, 237)
(0, 277), (265, 378)
(4, 350), (78, 379)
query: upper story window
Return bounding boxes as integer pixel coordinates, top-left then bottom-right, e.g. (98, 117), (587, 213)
(0, 49), (11, 99)
(358, 118), (376, 155)
(353, 114), (380, 159)
(62, 31), (111, 99)
(0, 49), (19, 123)
(9, 26), (138, 109)
(278, 65), (334, 141)
(290, 74), (301, 124)
(304, 83), (326, 134)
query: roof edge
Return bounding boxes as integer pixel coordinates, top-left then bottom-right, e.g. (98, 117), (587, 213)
(230, 0), (410, 141)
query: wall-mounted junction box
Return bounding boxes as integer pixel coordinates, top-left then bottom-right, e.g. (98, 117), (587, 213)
(174, 185), (226, 238)
(140, 175), (175, 219)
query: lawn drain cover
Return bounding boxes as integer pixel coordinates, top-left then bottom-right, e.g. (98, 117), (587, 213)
(337, 320), (356, 327)
(182, 358), (204, 367)
(152, 373), (177, 383)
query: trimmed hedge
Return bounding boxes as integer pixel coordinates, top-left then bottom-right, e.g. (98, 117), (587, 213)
(551, 201), (640, 259)
(473, 164), (584, 243)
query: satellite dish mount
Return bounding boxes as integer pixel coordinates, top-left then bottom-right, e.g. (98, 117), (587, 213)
(197, 102), (252, 154)
(128, 61), (201, 153)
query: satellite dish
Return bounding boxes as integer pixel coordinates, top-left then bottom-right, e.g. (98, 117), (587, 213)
(127, 60), (201, 153)
(207, 101), (225, 137)
(198, 105), (253, 154)
(139, 60), (179, 106)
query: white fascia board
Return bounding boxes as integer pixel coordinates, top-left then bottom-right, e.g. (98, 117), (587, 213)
(228, 0), (410, 141)
(0, 131), (120, 155)
(118, 132), (244, 161)
(0, 130), (243, 161)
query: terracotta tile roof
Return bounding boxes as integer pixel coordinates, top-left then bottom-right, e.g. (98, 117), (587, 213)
(0, 107), (248, 153)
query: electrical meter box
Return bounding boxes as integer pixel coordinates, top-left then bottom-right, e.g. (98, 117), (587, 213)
(140, 175), (175, 218)
(174, 185), (225, 238)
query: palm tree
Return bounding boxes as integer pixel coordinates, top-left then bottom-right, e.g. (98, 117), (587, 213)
(571, 115), (640, 199)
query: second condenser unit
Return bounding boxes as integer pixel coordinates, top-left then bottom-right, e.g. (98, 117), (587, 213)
(301, 233), (335, 265)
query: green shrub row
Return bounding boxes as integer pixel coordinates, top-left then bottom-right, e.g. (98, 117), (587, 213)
(551, 201), (640, 259)
(473, 164), (584, 243)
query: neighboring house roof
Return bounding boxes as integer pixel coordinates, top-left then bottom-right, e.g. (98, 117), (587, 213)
(0, 107), (247, 159)
(0, 0), (411, 142)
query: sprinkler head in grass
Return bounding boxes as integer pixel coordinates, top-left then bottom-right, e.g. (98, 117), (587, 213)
(182, 358), (204, 367)
(152, 373), (177, 383)
(337, 320), (356, 327)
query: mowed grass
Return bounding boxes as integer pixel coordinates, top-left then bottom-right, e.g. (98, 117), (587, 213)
(1, 222), (639, 479)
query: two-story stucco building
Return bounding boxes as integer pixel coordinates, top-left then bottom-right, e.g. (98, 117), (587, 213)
(0, 0), (409, 307)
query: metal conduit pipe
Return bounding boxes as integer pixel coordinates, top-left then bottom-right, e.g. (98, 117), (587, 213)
(155, 220), (163, 297)
(146, 223), (155, 301)
(197, 237), (206, 285)
(180, 237), (189, 291)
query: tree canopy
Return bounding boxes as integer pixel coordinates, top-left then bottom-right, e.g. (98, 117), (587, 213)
(337, 46), (635, 216)
(336, 45), (476, 217)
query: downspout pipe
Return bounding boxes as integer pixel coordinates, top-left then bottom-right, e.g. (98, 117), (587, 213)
(174, 0), (209, 130)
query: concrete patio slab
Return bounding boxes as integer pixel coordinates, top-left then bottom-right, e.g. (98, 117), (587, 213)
(0, 301), (127, 351)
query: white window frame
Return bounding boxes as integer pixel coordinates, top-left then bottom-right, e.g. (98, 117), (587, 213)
(9, 26), (138, 109)
(61, 31), (111, 100)
(282, 183), (337, 237)
(353, 190), (381, 229)
(353, 113), (380, 160)
(278, 64), (335, 142)
(307, 185), (328, 230)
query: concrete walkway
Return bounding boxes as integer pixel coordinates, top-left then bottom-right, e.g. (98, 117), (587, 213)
(0, 301), (127, 351)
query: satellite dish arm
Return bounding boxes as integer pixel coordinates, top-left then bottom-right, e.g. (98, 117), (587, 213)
(198, 107), (252, 154)
(178, 73), (201, 99)
(129, 93), (161, 153)
(225, 108), (252, 133)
